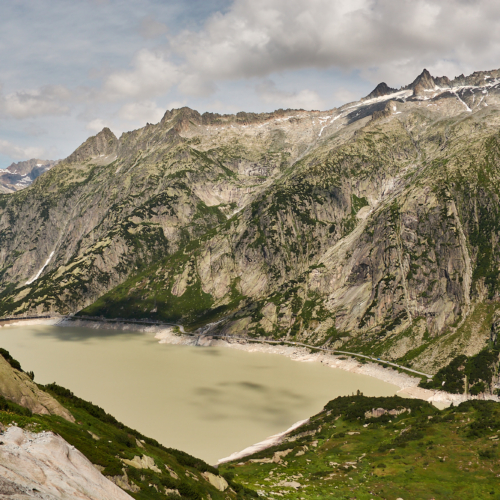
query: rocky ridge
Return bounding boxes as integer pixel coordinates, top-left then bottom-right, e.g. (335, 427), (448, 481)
(0, 158), (58, 193)
(1, 68), (500, 374)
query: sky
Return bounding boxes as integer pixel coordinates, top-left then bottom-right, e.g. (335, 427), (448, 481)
(1, 0), (500, 168)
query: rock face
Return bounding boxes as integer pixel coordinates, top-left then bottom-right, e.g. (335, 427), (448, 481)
(0, 159), (57, 193)
(0, 426), (133, 499)
(1, 68), (500, 373)
(406, 68), (436, 90)
(364, 82), (397, 100)
(66, 127), (118, 164)
(202, 471), (229, 491)
(0, 356), (74, 421)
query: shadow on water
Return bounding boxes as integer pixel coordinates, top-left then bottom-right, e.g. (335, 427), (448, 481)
(219, 381), (267, 391)
(192, 347), (221, 356)
(31, 325), (147, 342)
(191, 380), (311, 425)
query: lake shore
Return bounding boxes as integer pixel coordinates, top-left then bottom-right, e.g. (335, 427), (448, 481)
(4, 316), (499, 465)
(0, 318), (60, 328)
(57, 318), (498, 408)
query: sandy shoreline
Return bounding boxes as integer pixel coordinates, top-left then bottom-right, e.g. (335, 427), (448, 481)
(0, 318), (60, 328)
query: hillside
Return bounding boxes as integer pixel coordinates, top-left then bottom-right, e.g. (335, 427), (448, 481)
(2, 346), (500, 499)
(1, 69), (500, 373)
(219, 394), (500, 500)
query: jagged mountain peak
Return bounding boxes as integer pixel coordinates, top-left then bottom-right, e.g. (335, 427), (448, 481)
(364, 82), (398, 100)
(365, 67), (500, 102)
(406, 68), (436, 90)
(66, 127), (118, 164)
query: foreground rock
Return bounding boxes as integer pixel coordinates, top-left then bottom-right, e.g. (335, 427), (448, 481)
(0, 426), (132, 499)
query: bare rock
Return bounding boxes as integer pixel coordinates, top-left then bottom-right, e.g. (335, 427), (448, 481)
(0, 427), (133, 499)
(0, 356), (74, 422)
(202, 472), (228, 491)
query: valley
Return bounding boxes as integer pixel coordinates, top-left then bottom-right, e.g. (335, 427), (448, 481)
(1, 66), (500, 499)
(1, 70), (500, 376)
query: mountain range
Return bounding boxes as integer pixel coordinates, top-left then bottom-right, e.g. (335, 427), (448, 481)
(0, 159), (58, 194)
(1, 68), (500, 374)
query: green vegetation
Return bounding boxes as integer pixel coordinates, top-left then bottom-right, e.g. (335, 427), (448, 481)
(420, 348), (500, 395)
(0, 347), (23, 371)
(0, 395), (32, 417)
(221, 394), (500, 499)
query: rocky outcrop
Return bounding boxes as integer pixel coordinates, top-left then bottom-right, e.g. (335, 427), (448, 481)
(405, 68), (436, 90)
(0, 426), (132, 499)
(0, 355), (74, 421)
(202, 471), (229, 491)
(66, 127), (118, 163)
(364, 82), (397, 100)
(491, 310), (500, 346)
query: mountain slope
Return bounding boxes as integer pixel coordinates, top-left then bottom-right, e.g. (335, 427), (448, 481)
(1, 69), (500, 373)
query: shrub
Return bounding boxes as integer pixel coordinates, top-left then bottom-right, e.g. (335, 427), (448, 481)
(0, 348), (23, 371)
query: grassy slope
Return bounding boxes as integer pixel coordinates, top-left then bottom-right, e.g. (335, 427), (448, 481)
(220, 395), (500, 500)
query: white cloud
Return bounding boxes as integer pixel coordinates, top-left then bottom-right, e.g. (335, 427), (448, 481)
(138, 16), (168, 39)
(117, 100), (165, 123)
(172, 0), (500, 86)
(102, 49), (181, 100)
(86, 118), (109, 133)
(0, 140), (47, 160)
(256, 80), (324, 110)
(0, 85), (71, 119)
(332, 88), (359, 105)
(4, 0), (500, 168)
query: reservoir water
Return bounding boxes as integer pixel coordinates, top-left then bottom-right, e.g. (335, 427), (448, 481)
(0, 325), (399, 464)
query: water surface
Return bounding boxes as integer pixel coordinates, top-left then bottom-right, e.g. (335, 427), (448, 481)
(0, 325), (399, 464)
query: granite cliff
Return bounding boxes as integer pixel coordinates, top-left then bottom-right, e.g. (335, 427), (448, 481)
(1, 68), (500, 373)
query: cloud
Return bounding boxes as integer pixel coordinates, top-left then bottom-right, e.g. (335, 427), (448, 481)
(117, 100), (165, 123)
(172, 0), (500, 86)
(256, 80), (324, 110)
(139, 16), (168, 39)
(332, 88), (359, 105)
(86, 118), (110, 133)
(0, 85), (71, 119)
(0, 140), (48, 161)
(4, 0), (500, 168)
(23, 123), (48, 137)
(101, 49), (181, 100)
